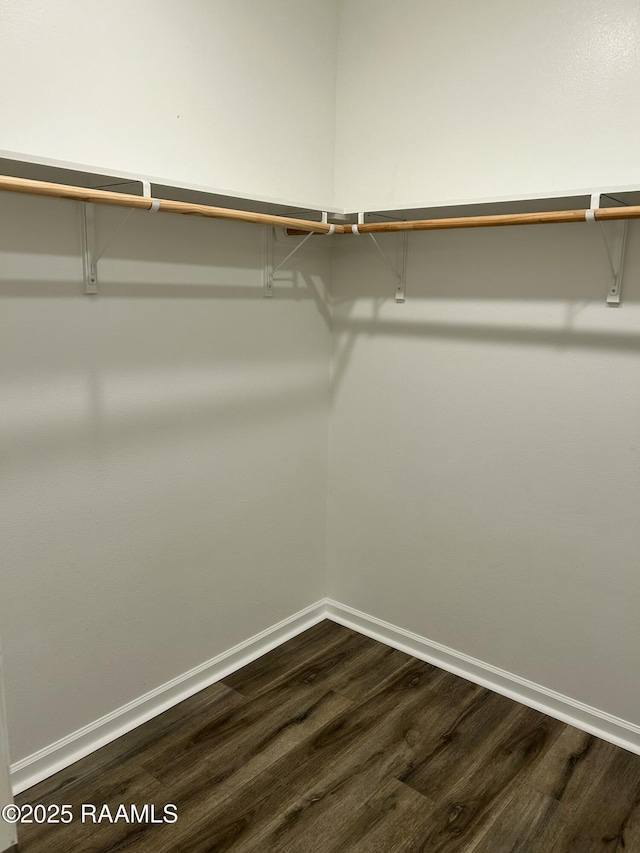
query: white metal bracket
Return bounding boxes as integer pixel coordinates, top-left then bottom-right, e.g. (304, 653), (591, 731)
(601, 220), (628, 307)
(588, 193), (628, 307)
(263, 227), (274, 298)
(397, 232), (408, 303)
(81, 180), (158, 294)
(80, 203), (97, 294)
(263, 213), (332, 298)
(368, 231), (409, 303)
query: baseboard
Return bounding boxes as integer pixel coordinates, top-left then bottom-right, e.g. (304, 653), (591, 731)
(11, 600), (327, 795)
(325, 598), (640, 757)
(13, 596), (640, 796)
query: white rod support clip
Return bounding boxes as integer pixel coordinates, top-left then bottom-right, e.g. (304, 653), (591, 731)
(321, 212), (335, 235)
(142, 180), (160, 212)
(351, 213), (365, 235)
(585, 193), (600, 223)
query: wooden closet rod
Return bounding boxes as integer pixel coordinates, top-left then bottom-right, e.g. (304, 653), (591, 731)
(2, 174), (640, 235)
(0, 175), (339, 234)
(345, 206), (640, 233)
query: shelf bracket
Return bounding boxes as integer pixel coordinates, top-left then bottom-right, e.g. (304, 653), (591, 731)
(81, 180), (158, 295)
(588, 194), (628, 307)
(368, 232), (408, 303)
(601, 219), (628, 307)
(263, 213), (333, 297)
(263, 227), (274, 298)
(80, 203), (97, 294)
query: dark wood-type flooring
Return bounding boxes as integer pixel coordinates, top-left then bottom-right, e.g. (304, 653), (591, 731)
(14, 620), (640, 851)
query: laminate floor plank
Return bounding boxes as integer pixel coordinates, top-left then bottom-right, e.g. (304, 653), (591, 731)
(329, 641), (417, 702)
(221, 627), (393, 705)
(17, 689), (354, 853)
(16, 688), (354, 853)
(464, 783), (561, 853)
(540, 745), (640, 852)
(409, 706), (564, 851)
(15, 765), (166, 853)
(238, 676), (482, 853)
(143, 688), (354, 803)
(117, 660), (443, 853)
(221, 620), (353, 697)
(14, 621), (640, 853)
(322, 779), (436, 853)
(525, 724), (596, 805)
(522, 725), (640, 849)
(143, 628), (402, 789)
(17, 681), (243, 803)
(401, 688), (527, 799)
(142, 682), (348, 785)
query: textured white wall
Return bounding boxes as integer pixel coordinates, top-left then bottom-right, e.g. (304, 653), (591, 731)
(3, 0), (639, 213)
(3, 0), (640, 790)
(0, 0), (339, 209)
(0, 193), (331, 762)
(334, 0), (640, 211)
(0, 644), (16, 850)
(327, 221), (640, 725)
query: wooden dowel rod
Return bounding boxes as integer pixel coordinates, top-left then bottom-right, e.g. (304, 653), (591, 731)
(0, 175), (341, 234)
(348, 206), (640, 233)
(1, 174), (639, 236)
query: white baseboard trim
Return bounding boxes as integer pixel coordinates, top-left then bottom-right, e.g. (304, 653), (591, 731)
(13, 596), (640, 796)
(325, 599), (640, 757)
(11, 600), (327, 795)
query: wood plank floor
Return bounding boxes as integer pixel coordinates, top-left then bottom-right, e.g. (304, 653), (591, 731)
(14, 620), (640, 851)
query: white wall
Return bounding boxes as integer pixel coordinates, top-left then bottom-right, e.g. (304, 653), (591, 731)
(0, 0), (339, 209)
(0, 193), (331, 763)
(334, 0), (640, 211)
(4, 0), (640, 213)
(327, 221), (640, 725)
(3, 0), (640, 791)
(0, 642), (16, 851)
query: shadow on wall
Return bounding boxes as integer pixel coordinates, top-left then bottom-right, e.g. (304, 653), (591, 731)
(0, 193), (331, 317)
(1, 363), (328, 477)
(0, 194), (334, 763)
(0, 197), (332, 472)
(330, 222), (640, 398)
